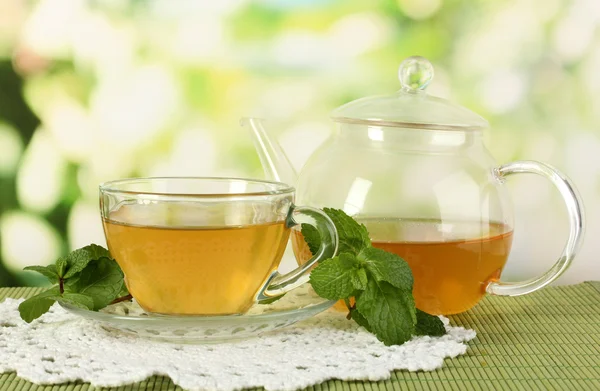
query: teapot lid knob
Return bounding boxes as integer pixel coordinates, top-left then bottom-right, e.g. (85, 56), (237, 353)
(330, 54), (489, 131)
(398, 56), (434, 92)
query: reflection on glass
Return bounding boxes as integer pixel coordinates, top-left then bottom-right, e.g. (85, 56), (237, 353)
(343, 177), (373, 215)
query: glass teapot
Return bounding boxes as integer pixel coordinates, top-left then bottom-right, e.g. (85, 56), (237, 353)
(242, 56), (584, 315)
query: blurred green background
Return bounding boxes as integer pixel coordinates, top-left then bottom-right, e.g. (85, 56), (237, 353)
(0, 0), (598, 287)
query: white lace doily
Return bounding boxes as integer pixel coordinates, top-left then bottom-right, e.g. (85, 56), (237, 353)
(0, 298), (476, 391)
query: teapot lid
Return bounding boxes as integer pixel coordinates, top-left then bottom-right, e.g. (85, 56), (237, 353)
(331, 56), (489, 131)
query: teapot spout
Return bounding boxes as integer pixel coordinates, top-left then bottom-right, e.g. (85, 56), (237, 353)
(241, 117), (298, 186)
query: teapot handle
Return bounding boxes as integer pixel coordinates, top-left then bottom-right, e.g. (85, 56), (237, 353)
(486, 161), (585, 296)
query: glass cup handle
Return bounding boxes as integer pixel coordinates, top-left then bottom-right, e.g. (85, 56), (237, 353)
(487, 160), (585, 296)
(258, 205), (339, 300)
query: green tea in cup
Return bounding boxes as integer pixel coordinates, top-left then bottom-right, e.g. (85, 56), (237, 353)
(100, 177), (338, 316)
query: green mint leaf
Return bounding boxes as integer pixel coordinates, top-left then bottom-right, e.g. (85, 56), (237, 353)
(51, 293), (95, 310)
(118, 282), (130, 298)
(18, 287), (60, 323)
(300, 223), (321, 255)
(64, 275), (80, 289)
(56, 257), (68, 277)
(309, 253), (361, 300)
(351, 267), (368, 291)
(349, 307), (372, 332)
(63, 244), (112, 279)
(47, 264), (58, 276)
(358, 247), (413, 290)
(323, 208), (371, 255)
(82, 243), (111, 260)
(356, 279), (416, 346)
(66, 257), (124, 310)
(415, 309), (446, 337)
(23, 265), (59, 284)
(300, 208), (371, 258)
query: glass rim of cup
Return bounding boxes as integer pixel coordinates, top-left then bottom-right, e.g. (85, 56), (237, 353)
(99, 176), (295, 198)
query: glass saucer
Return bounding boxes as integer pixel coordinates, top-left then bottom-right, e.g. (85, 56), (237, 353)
(59, 284), (335, 343)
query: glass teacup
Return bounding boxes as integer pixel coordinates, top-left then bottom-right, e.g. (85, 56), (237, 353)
(99, 177), (338, 316)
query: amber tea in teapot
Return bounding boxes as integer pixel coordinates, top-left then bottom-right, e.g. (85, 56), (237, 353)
(293, 219), (513, 315)
(364, 219), (512, 315)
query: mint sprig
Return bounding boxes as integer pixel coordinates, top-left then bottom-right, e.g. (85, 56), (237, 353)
(63, 244), (111, 279)
(18, 287), (61, 323)
(415, 309), (446, 336)
(65, 256), (125, 310)
(309, 253), (361, 299)
(307, 208), (446, 346)
(320, 208), (371, 255)
(356, 279), (416, 345)
(19, 244), (130, 323)
(23, 265), (59, 284)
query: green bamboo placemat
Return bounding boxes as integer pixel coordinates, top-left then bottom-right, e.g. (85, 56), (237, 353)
(1, 283), (599, 391)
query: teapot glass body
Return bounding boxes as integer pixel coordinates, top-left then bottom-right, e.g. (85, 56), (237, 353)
(295, 123), (514, 314)
(243, 56), (583, 316)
